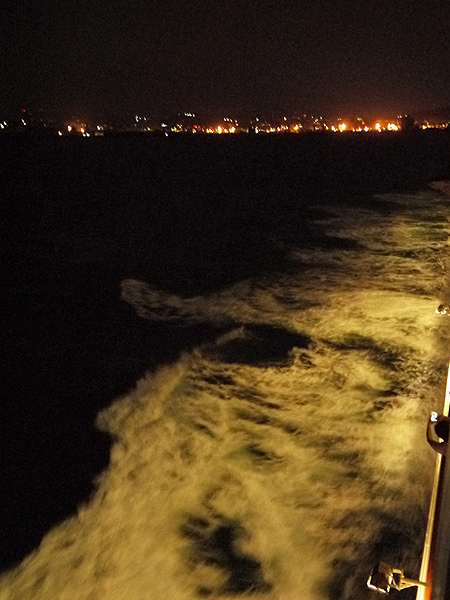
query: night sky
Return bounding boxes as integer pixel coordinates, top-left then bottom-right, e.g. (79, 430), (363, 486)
(1, 0), (449, 118)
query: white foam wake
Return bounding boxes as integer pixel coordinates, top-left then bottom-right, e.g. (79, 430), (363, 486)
(1, 189), (449, 600)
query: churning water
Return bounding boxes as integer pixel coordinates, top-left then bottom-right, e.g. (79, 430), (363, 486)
(1, 187), (449, 600)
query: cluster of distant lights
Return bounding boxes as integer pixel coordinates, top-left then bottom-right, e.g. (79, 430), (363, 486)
(49, 120), (406, 135)
(54, 124), (106, 137)
(134, 113), (448, 135)
(159, 121), (442, 135)
(1, 112), (448, 134)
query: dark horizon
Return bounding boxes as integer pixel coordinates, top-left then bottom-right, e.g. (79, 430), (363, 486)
(1, 0), (449, 120)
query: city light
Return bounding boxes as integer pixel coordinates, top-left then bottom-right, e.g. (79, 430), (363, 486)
(2, 110), (447, 137)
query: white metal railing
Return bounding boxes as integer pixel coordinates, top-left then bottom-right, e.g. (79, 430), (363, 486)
(416, 359), (450, 600)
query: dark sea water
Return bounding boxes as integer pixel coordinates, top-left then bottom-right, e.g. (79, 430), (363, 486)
(1, 132), (450, 599)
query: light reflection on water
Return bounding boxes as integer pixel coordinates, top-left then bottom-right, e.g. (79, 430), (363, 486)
(1, 191), (449, 600)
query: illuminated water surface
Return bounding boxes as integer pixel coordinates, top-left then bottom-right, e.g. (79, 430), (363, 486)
(2, 190), (449, 600)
